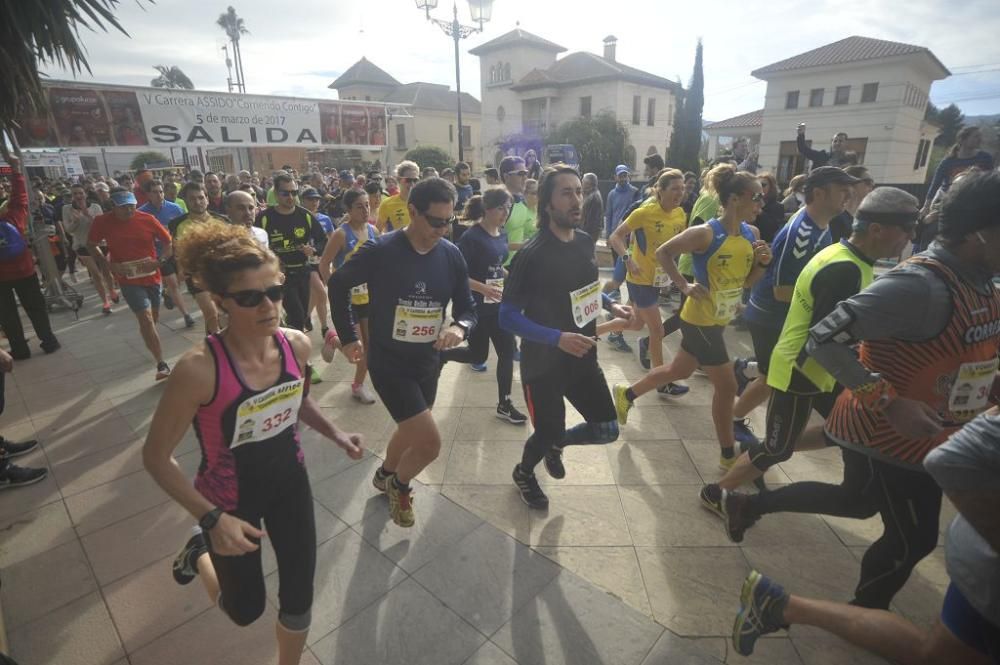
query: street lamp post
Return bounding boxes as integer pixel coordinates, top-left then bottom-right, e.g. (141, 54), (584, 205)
(415, 0), (493, 164)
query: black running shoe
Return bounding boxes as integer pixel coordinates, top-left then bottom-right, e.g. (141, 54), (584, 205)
(723, 490), (759, 543)
(172, 530), (208, 585)
(543, 447), (566, 480)
(512, 464), (549, 509)
(163, 292), (175, 310)
(496, 400), (527, 425)
(0, 463), (47, 489)
(0, 438), (39, 458)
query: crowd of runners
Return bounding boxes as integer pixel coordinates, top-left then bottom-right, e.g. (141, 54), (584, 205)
(1, 124), (998, 665)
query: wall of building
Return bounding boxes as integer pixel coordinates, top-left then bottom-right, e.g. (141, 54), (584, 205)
(386, 108), (482, 169)
(756, 58), (939, 184)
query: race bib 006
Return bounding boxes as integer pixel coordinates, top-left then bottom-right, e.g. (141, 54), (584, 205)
(569, 281), (601, 328)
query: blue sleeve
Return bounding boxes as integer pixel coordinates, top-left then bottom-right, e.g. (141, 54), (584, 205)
(925, 158), (949, 204)
(604, 190), (614, 235)
(602, 292), (615, 312)
(773, 226), (806, 287)
(328, 239), (377, 343)
(499, 302), (562, 346)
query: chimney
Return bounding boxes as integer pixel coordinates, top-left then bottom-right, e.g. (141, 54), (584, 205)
(603, 35), (617, 62)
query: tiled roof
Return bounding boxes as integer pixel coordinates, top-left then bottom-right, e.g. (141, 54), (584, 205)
(752, 36), (949, 77)
(704, 109), (763, 130)
(381, 82), (481, 114)
(510, 52), (680, 92)
(328, 57), (400, 89)
(468, 28), (566, 55)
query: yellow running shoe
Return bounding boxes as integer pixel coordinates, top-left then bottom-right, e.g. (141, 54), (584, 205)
(386, 475), (415, 528)
(612, 383), (633, 426)
(718, 443), (742, 471)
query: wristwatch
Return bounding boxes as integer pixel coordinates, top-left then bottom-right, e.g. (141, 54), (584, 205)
(453, 320), (471, 340)
(198, 507), (224, 531)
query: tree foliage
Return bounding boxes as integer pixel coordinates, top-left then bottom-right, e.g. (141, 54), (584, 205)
(151, 65), (194, 89)
(544, 111), (629, 179)
(932, 103), (965, 147)
(404, 145), (453, 173)
(130, 151), (171, 171)
(1, 0), (139, 147)
(667, 40), (703, 174)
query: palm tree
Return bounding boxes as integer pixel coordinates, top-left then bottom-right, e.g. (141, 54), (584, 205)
(216, 6), (249, 93)
(0, 0), (138, 150)
(151, 65), (195, 89)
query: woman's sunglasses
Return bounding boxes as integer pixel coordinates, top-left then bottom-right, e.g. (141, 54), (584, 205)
(222, 284), (285, 307)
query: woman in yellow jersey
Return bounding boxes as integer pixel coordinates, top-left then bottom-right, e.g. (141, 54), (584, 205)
(613, 166), (772, 466)
(318, 189), (379, 404)
(608, 169), (687, 370)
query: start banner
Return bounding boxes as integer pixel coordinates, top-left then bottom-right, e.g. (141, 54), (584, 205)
(16, 82), (391, 150)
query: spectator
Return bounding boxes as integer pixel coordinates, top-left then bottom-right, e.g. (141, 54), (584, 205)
(453, 162), (474, 212)
(924, 126), (995, 208)
(581, 173), (604, 240)
(0, 347), (47, 487)
(753, 172), (786, 242)
(605, 165), (638, 243)
(781, 174), (807, 216)
(421, 166), (439, 180)
(682, 171), (699, 215)
(829, 165), (875, 242)
(484, 168), (501, 186)
(639, 153), (666, 201)
(524, 148), (542, 180)
(796, 124), (856, 168)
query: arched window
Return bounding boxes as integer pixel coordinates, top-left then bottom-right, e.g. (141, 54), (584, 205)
(489, 67), (495, 83)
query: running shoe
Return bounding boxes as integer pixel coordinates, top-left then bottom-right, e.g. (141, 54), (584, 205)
(102, 303), (112, 316)
(699, 483), (726, 519)
(718, 442), (742, 471)
(352, 383), (376, 405)
(0, 463), (47, 489)
(163, 292), (175, 310)
(496, 400), (527, 425)
(184, 314), (196, 328)
(543, 448), (566, 480)
(321, 330), (340, 363)
(657, 382), (690, 397)
(372, 466), (390, 493)
(310, 365), (323, 385)
(613, 383), (633, 426)
(172, 529), (208, 586)
(733, 570), (789, 657)
(0, 438), (39, 458)
(733, 419), (760, 447)
(470, 362), (488, 372)
(512, 464), (549, 509)
(637, 336), (651, 369)
(321, 326), (330, 339)
(606, 332), (632, 353)
(386, 476), (415, 527)
(723, 490), (759, 543)
(155, 361), (171, 381)
(110, 290), (120, 304)
(734, 358), (752, 396)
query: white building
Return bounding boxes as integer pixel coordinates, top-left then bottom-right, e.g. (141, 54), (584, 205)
(704, 36), (948, 185)
(329, 58), (482, 169)
(469, 29), (680, 170)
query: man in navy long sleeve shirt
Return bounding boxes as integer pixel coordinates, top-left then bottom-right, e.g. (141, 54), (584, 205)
(604, 165), (638, 241)
(327, 177), (476, 529)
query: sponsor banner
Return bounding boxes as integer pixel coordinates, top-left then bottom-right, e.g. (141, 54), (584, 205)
(16, 81), (390, 149)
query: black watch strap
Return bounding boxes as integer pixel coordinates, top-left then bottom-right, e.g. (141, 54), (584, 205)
(198, 507), (223, 531)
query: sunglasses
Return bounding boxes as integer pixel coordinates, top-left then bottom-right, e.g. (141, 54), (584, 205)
(508, 170), (529, 177)
(222, 284), (285, 307)
(424, 213), (456, 229)
(278, 189), (299, 197)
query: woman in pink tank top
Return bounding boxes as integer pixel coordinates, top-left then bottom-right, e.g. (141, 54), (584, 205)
(143, 221), (363, 665)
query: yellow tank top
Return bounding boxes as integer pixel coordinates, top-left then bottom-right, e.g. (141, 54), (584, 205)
(681, 218), (756, 327)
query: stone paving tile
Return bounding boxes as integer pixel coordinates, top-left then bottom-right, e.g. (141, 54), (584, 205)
(534, 545), (652, 616)
(0, 538), (97, 631)
(7, 591), (125, 665)
(0, 500), (76, 568)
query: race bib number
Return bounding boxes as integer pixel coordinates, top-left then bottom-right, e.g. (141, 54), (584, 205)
(392, 305), (443, 343)
(119, 258), (157, 279)
(713, 287), (743, 322)
(653, 266), (670, 288)
(570, 280), (601, 328)
(231, 379), (305, 448)
(350, 283), (370, 304)
(485, 277), (504, 304)
(948, 358), (999, 414)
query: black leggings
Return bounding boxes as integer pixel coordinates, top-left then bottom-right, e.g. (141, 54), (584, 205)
(744, 388), (838, 471)
(440, 311), (514, 402)
(209, 463), (316, 630)
(521, 359), (619, 471)
(281, 271), (312, 332)
(751, 448), (941, 610)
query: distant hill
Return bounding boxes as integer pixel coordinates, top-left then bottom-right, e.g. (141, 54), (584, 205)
(966, 114), (1000, 127)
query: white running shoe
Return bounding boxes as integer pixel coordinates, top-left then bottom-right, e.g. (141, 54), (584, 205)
(352, 383), (376, 405)
(321, 330), (340, 363)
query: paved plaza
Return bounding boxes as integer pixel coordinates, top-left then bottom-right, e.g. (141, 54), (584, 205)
(0, 272), (950, 665)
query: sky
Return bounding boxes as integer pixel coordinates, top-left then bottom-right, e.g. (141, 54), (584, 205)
(44, 0), (1000, 121)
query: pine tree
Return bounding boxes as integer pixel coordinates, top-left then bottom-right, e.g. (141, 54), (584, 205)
(668, 40), (704, 174)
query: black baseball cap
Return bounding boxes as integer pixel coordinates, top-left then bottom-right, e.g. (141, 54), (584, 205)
(499, 156), (527, 176)
(300, 187), (322, 199)
(804, 166), (861, 192)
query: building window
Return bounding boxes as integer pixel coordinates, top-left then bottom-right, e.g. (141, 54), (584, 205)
(580, 96), (592, 118)
(861, 82), (879, 103)
(913, 139), (928, 170)
(809, 88), (824, 107)
(503, 63), (511, 81)
(834, 86), (850, 105)
(462, 125), (471, 148)
(647, 98), (656, 126)
(785, 91), (799, 109)
(632, 95), (641, 125)
(396, 124), (406, 148)
(489, 67), (495, 83)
